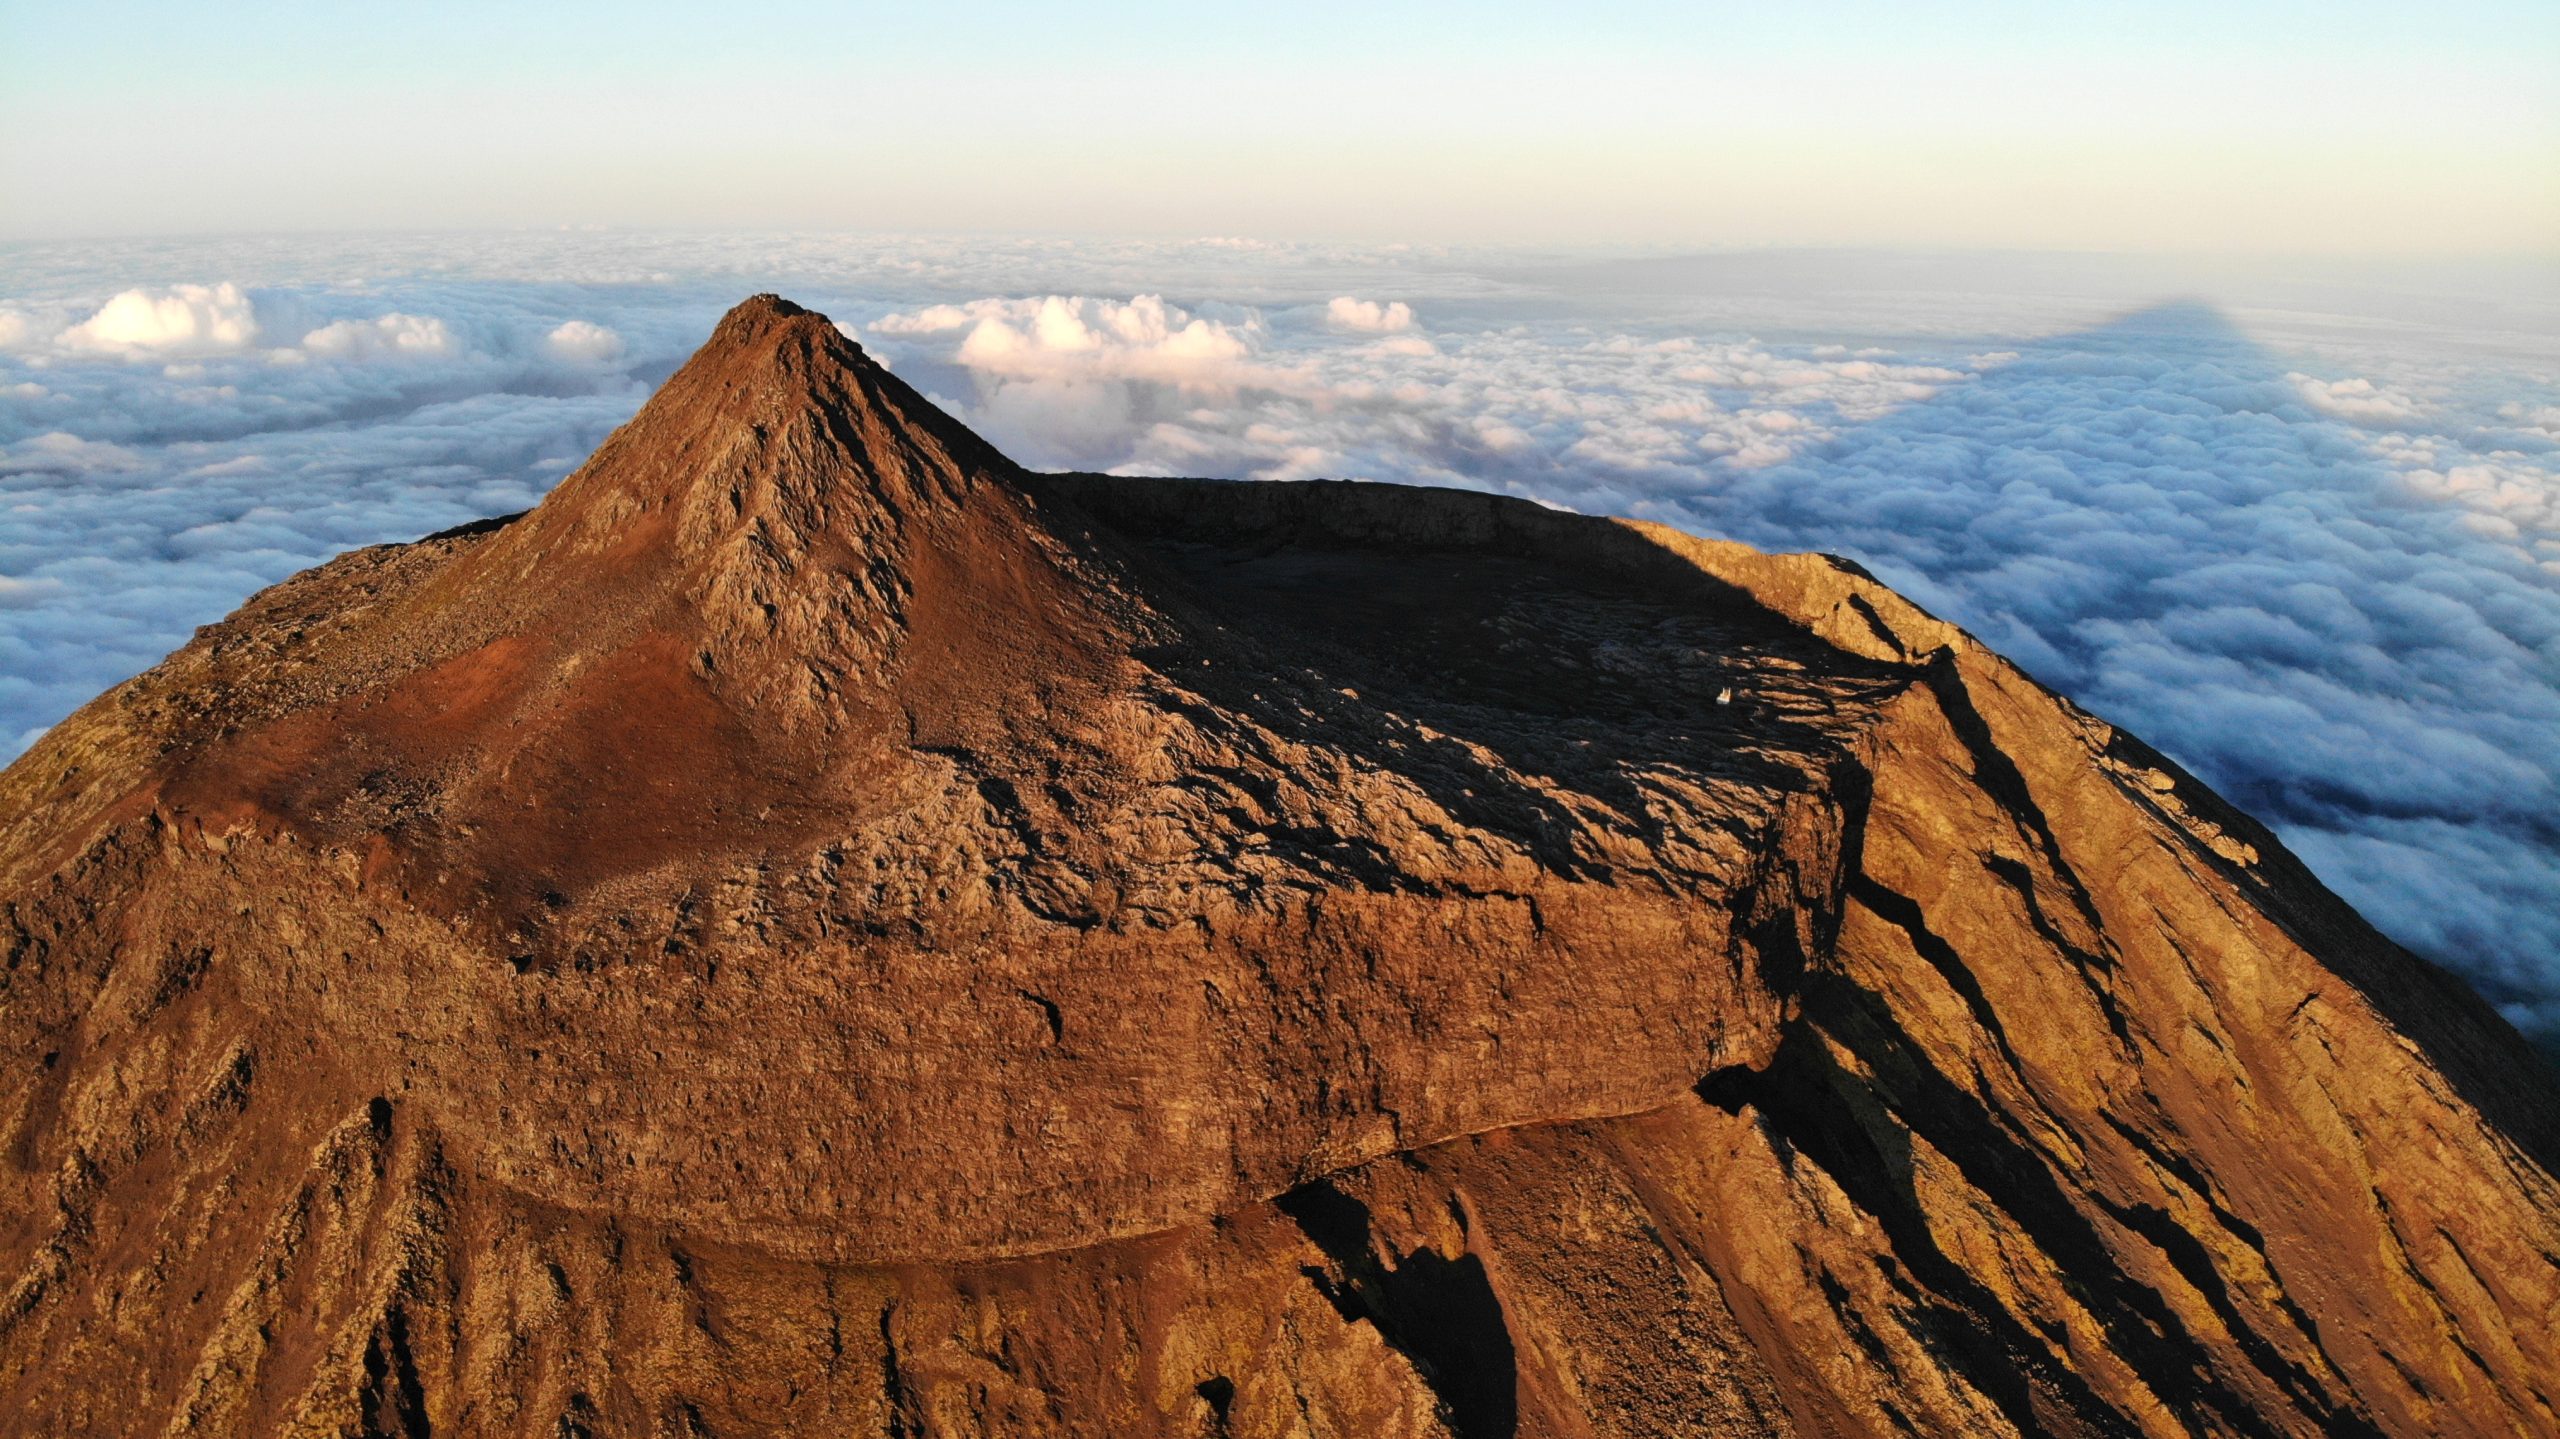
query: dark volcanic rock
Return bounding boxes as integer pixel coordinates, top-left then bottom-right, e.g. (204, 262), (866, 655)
(2, 295), (2554, 1437)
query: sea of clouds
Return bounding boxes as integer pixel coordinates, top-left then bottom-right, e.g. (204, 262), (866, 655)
(2, 233), (2554, 1039)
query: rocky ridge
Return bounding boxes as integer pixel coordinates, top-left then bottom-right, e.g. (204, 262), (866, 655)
(0, 296), (2554, 1437)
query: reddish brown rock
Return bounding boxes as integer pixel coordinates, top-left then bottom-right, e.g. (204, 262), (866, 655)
(2, 295), (2553, 1436)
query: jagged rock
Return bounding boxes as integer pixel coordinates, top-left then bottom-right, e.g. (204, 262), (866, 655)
(2, 295), (2553, 1437)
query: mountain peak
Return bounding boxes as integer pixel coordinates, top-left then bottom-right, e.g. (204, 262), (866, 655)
(143, 296), (1098, 919)
(504, 294), (1009, 554)
(430, 295), (1043, 710)
(689, 290), (884, 389)
(694, 291), (828, 357)
(719, 288), (818, 328)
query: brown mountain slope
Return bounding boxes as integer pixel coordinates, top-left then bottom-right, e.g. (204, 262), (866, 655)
(0, 295), (2554, 1438)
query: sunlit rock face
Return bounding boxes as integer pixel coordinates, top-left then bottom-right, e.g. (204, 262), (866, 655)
(2, 296), (2554, 1438)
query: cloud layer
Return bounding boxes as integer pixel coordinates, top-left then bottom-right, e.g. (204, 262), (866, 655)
(2, 235), (2554, 1041)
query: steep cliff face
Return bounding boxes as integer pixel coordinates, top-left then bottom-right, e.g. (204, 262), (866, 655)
(1, 296), (2553, 1438)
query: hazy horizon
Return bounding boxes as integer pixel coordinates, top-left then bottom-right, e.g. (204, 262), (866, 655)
(5, 1), (2555, 253)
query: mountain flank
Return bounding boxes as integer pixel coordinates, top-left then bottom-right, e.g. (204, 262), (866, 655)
(1, 295), (2554, 1437)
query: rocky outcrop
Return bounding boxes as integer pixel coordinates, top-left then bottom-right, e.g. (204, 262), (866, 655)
(2, 296), (2553, 1437)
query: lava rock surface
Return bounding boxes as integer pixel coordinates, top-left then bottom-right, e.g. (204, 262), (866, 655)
(2, 296), (2554, 1437)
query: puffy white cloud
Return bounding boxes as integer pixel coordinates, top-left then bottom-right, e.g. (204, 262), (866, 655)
(60, 283), (260, 356)
(0, 575), (67, 608)
(2394, 457), (2560, 564)
(872, 295), (1286, 466)
(545, 319), (625, 364)
(871, 303), (975, 333)
(2498, 400), (2560, 434)
(882, 294), (1262, 384)
(301, 312), (457, 361)
(2290, 371), (2422, 423)
(1327, 296), (1416, 333)
(0, 431), (142, 475)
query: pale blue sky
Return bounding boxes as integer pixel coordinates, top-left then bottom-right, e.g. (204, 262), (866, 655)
(4, 2), (2556, 250)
